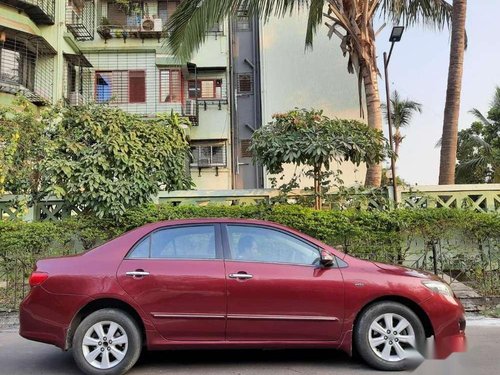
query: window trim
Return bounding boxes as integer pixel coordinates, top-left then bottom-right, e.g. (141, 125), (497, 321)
(188, 79), (220, 99)
(159, 68), (183, 103)
(221, 223), (323, 267)
(125, 223), (223, 260)
(94, 70), (146, 104)
(190, 141), (227, 168)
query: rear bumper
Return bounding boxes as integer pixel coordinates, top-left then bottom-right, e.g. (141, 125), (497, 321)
(19, 286), (91, 350)
(421, 295), (467, 359)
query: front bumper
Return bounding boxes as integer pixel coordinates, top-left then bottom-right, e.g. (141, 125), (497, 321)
(421, 294), (467, 359)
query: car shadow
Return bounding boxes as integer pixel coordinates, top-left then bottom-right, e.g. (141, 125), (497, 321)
(135, 348), (366, 371)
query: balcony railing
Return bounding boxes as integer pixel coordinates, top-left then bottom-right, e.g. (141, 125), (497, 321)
(66, 0), (95, 41)
(0, 0), (55, 24)
(0, 37), (54, 105)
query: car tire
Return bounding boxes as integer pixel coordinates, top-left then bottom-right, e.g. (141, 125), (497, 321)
(72, 308), (142, 375)
(354, 301), (426, 371)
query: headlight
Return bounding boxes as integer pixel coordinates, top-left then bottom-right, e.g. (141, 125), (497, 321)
(421, 280), (453, 297)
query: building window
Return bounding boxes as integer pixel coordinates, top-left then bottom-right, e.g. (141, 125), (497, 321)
(129, 70), (146, 103)
(237, 73), (253, 95)
(188, 79), (222, 99)
(159, 69), (182, 103)
(95, 70), (146, 103)
(190, 142), (227, 167)
(236, 10), (251, 31)
(0, 40), (36, 91)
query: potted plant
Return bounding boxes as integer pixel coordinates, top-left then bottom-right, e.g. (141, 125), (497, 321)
(99, 17), (111, 38)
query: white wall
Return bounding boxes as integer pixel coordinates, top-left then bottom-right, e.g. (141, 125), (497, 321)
(260, 11), (367, 188)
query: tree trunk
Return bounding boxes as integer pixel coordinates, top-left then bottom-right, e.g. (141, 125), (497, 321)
(362, 62), (383, 187)
(313, 163), (322, 210)
(439, 0), (467, 184)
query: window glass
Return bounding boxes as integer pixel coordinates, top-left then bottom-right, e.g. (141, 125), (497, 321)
(226, 226), (320, 265)
(151, 226), (217, 259)
(128, 236), (150, 258)
(96, 72), (112, 102)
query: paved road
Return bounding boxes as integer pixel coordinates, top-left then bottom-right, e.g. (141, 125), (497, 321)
(0, 323), (498, 375)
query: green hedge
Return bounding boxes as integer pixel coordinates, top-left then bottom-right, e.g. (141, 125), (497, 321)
(1, 204), (499, 308)
(1, 204), (498, 263)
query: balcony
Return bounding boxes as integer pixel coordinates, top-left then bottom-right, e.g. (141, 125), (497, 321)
(0, 29), (56, 105)
(66, 0), (95, 41)
(0, 0), (55, 25)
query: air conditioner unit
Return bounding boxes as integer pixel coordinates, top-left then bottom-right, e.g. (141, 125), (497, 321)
(141, 17), (155, 31)
(69, 91), (86, 106)
(153, 18), (163, 32)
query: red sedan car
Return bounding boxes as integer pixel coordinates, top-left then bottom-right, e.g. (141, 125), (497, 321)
(20, 219), (466, 375)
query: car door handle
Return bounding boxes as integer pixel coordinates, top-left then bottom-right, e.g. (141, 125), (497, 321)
(228, 273), (253, 279)
(126, 271), (150, 277)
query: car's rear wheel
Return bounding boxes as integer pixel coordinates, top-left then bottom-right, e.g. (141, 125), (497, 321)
(354, 302), (426, 371)
(72, 309), (142, 375)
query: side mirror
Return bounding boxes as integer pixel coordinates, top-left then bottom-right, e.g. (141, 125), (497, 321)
(320, 249), (335, 267)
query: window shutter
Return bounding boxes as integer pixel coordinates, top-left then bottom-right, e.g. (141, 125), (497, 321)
(129, 71), (146, 103)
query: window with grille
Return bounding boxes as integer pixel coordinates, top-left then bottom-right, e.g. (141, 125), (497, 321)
(188, 79), (222, 99)
(0, 40), (36, 91)
(236, 10), (251, 31)
(190, 142), (227, 167)
(237, 73), (253, 95)
(160, 69), (182, 103)
(95, 70), (145, 103)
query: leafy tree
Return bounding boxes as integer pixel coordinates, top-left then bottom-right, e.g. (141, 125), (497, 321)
(455, 87), (500, 184)
(250, 109), (387, 209)
(382, 90), (422, 158)
(0, 97), (47, 199)
(166, 0), (454, 187)
(42, 105), (193, 219)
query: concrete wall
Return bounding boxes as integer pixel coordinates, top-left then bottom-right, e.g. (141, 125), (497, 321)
(260, 11), (367, 188)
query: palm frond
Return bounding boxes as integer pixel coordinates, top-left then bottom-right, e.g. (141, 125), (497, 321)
(305, 0), (326, 48)
(491, 86), (500, 109)
(166, 0), (311, 60)
(461, 135), (493, 155)
(469, 108), (491, 127)
(456, 156), (488, 176)
(381, 0), (453, 30)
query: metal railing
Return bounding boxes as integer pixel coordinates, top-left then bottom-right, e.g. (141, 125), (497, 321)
(0, 0), (55, 24)
(66, 1), (95, 41)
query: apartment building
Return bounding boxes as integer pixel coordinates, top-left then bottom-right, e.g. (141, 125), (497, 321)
(1, 1), (364, 190)
(0, 0), (93, 106)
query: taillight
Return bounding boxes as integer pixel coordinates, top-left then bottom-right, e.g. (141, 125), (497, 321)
(29, 271), (49, 287)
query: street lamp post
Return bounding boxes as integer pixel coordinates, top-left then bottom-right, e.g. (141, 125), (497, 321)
(384, 26), (404, 206)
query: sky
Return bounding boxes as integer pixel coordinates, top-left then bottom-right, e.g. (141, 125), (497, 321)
(374, 0), (500, 185)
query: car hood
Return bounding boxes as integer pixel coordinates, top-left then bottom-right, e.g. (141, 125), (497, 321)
(371, 261), (441, 281)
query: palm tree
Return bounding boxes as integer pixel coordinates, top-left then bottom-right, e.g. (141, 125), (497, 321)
(383, 90), (422, 158)
(438, 0), (467, 185)
(167, 0), (453, 187)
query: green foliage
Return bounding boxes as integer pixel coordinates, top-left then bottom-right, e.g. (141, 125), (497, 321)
(1, 205), (499, 308)
(1, 98), (193, 219)
(251, 109), (387, 174)
(456, 87), (500, 183)
(250, 109), (388, 207)
(0, 97), (47, 198)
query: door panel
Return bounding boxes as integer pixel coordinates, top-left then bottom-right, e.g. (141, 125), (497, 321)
(223, 224), (344, 341)
(225, 261), (344, 341)
(116, 224), (226, 341)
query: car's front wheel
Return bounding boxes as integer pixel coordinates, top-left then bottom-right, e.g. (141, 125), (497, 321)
(354, 301), (426, 371)
(72, 309), (142, 375)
